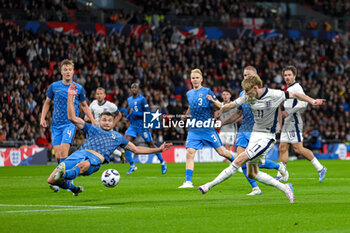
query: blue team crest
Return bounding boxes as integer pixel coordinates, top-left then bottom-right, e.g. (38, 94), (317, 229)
(265, 101), (271, 108)
(199, 93), (203, 97)
(144, 110), (162, 129)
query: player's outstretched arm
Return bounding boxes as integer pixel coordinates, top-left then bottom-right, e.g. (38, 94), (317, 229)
(221, 110), (243, 126)
(124, 142), (173, 154)
(206, 94), (222, 109)
(181, 108), (190, 121)
(289, 92), (325, 106)
(40, 97), (51, 128)
(67, 83), (85, 129)
(113, 112), (122, 128)
(214, 101), (238, 119)
(81, 101), (97, 125)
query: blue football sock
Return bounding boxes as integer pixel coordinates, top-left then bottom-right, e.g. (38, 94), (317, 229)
(259, 159), (280, 170)
(156, 152), (164, 163)
(58, 180), (79, 192)
(185, 169), (193, 182)
(63, 166), (80, 180)
(229, 151), (235, 162)
(125, 150), (135, 166)
(242, 164), (258, 188)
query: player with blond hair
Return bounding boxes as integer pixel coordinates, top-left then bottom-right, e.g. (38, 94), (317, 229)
(219, 66), (286, 195)
(178, 68), (237, 188)
(41, 59), (96, 192)
(198, 74), (325, 203)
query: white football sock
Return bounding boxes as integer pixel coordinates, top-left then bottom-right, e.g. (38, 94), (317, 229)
(310, 158), (323, 171)
(276, 171), (282, 177)
(113, 149), (122, 156)
(207, 162), (239, 189)
(254, 171), (287, 192)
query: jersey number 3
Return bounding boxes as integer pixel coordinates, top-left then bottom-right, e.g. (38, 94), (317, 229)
(198, 98), (202, 106)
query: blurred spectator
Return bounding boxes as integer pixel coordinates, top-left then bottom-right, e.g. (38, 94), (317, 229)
(0, 13), (349, 148)
(0, 128), (6, 141)
(36, 129), (51, 148)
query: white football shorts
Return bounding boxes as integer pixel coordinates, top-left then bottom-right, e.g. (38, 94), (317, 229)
(219, 132), (237, 145)
(246, 132), (276, 164)
(280, 124), (303, 144)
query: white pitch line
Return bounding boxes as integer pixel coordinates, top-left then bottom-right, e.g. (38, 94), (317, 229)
(1, 208), (92, 213)
(0, 204), (110, 214)
(144, 176), (350, 180)
(0, 204), (110, 208)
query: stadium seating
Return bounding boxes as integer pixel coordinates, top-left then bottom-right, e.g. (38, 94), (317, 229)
(0, 5), (349, 148)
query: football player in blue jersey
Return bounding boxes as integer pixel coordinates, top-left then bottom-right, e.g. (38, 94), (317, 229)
(41, 59), (96, 192)
(178, 69), (237, 189)
(219, 66), (288, 195)
(47, 83), (172, 196)
(124, 83), (167, 175)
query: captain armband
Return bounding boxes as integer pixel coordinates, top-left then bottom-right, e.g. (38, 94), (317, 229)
(284, 91), (290, 99)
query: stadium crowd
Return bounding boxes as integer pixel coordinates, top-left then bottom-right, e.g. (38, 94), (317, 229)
(0, 13), (349, 149)
(0, 0), (78, 22)
(306, 0), (350, 17)
(132, 0), (283, 18)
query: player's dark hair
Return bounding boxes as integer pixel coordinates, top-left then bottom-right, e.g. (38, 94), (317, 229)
(100, 112), (114, 118)
(222, 89), (232, 95)
(282, 65), (297, 76)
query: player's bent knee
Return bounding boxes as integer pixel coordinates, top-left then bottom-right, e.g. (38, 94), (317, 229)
(292, 144), (303, 154)
(47, 176), (55, 184)
(279, 144), (288, 152)
(247, 173), (256, 179)
(77, 161), (91, 174)
(215, 147), (225, 155)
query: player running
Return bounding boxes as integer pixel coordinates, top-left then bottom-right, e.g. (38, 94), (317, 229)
(218, 90), (239, 152)
(47, 83), (172, 195)
(220, 66), (288, 196)
(198, 74), (325, 203)
(87, 87), (125, 162)
(178, 69), (237, 189)
(277, 65), (327, 182)
(124, 83), (167, 175)
(40, 59), (96, 192)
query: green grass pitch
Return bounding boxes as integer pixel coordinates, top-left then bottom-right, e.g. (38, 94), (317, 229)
(0, 160), (350, 233)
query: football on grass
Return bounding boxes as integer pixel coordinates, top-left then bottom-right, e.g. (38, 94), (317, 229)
(101, 169), (120, 187)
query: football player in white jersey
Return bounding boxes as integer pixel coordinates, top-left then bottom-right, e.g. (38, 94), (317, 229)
(198, 74), (325, 203)
(89, 87), (122, 125)
(278, 66), (327, 182)
(219, 90), (239, 152)
(86, 87), (124, 162)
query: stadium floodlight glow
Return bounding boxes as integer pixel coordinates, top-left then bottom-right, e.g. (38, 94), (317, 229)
(86, 0), (93, 7)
